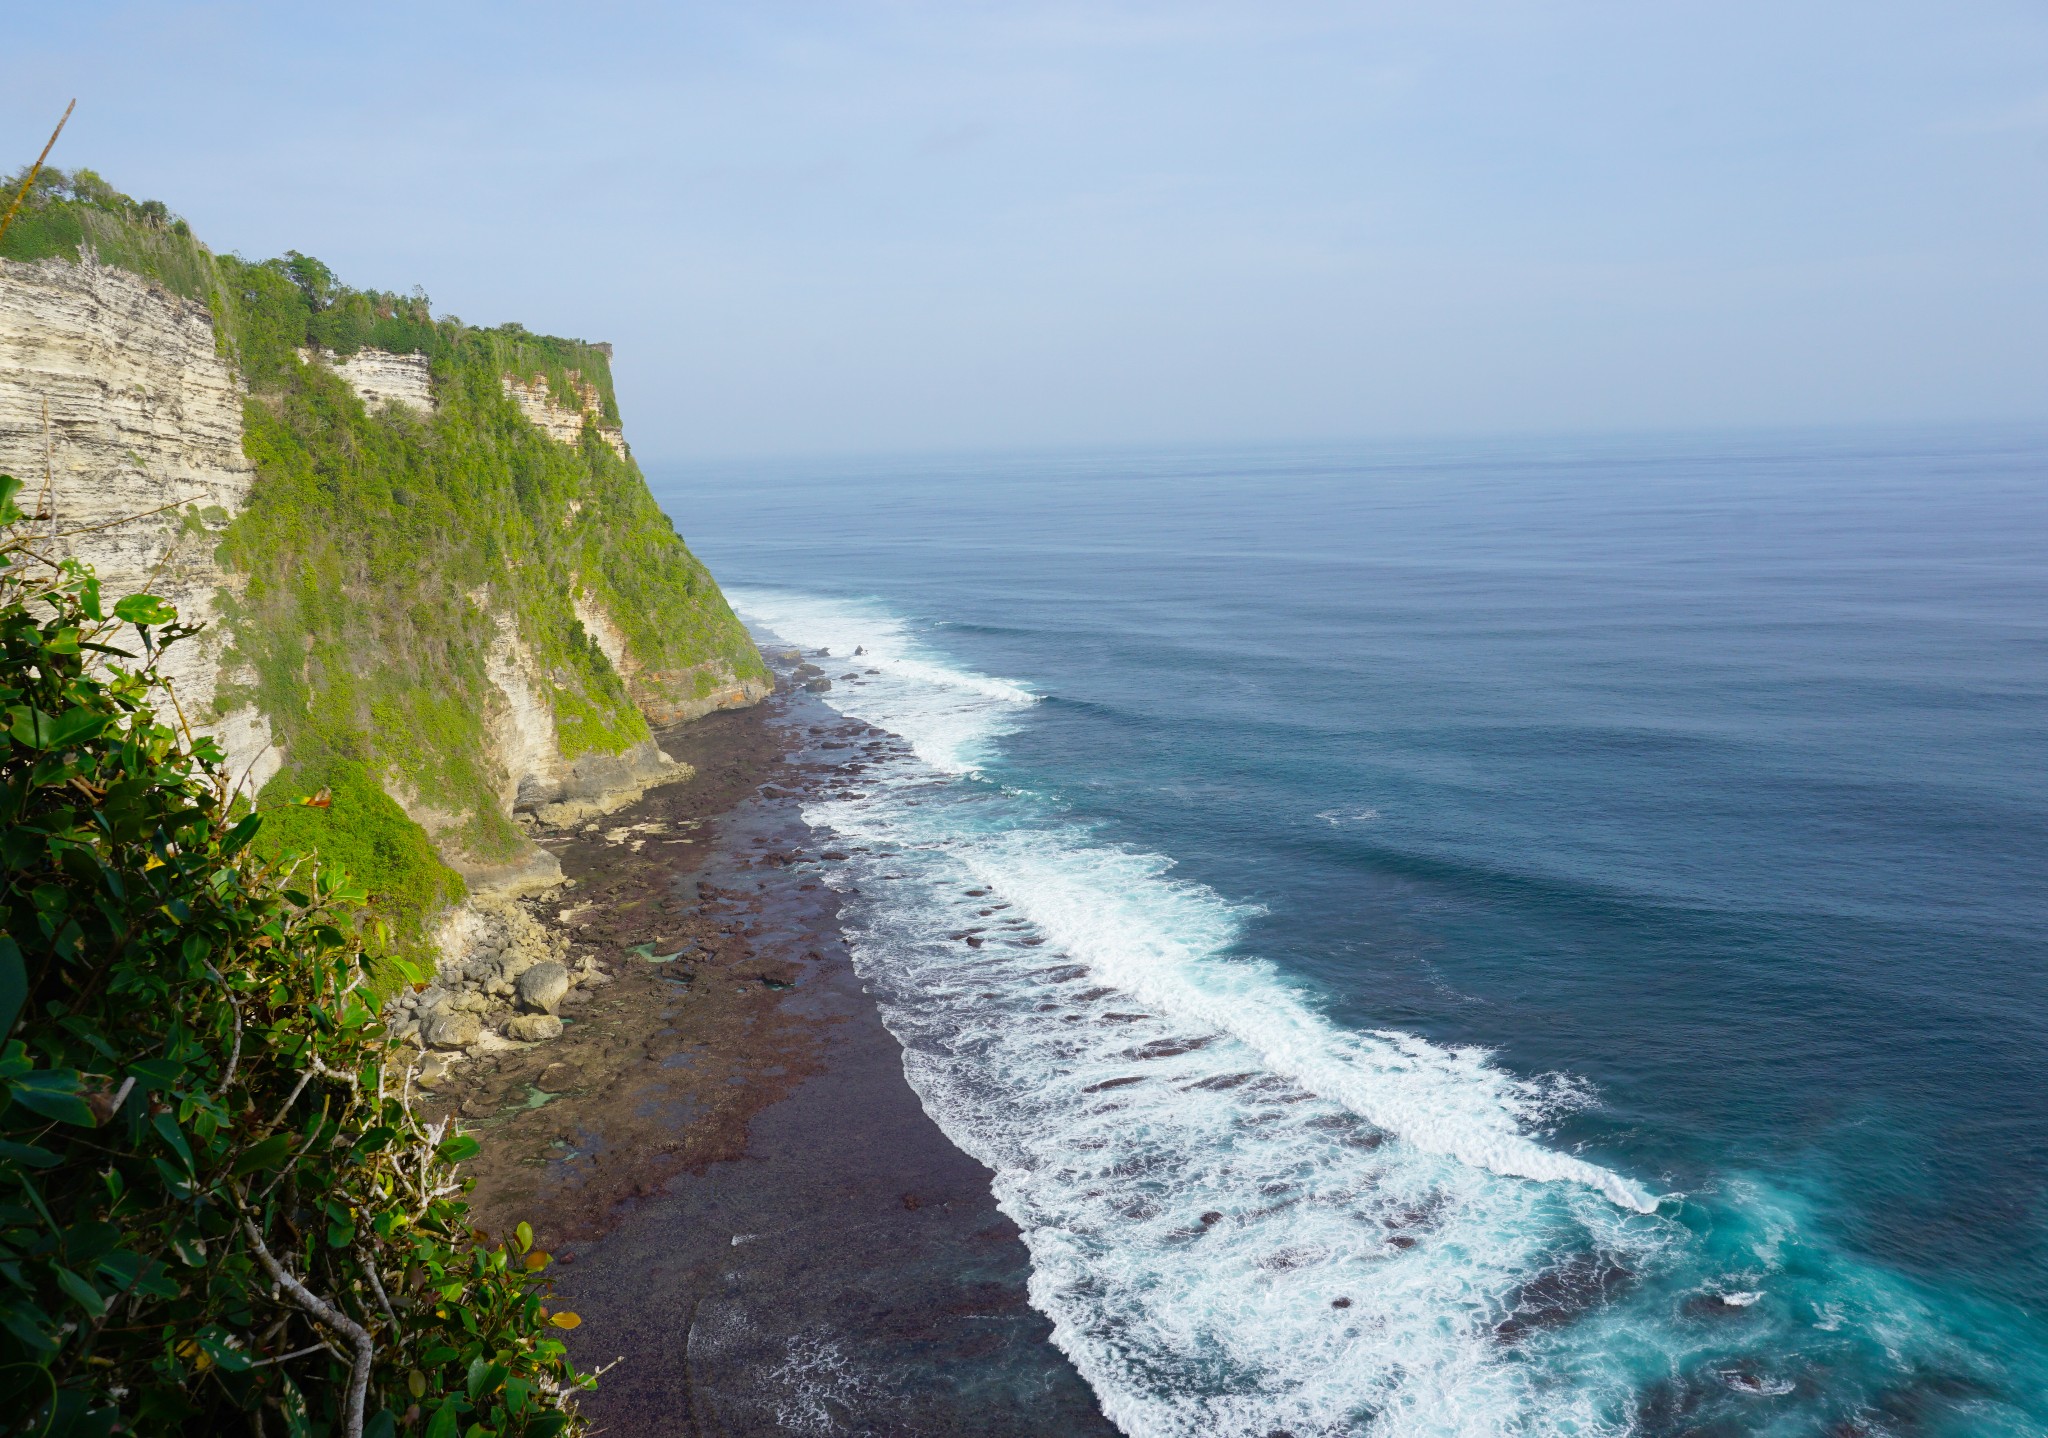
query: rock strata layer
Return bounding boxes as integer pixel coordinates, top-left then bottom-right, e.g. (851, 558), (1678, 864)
(0, 255), (270, 785)
(0, 254), (758, 916)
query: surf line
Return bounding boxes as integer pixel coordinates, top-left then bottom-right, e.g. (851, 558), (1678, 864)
(740, 588), (1666, 1216)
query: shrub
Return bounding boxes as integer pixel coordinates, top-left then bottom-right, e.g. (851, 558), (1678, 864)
(0, 475), (592, 1436)
(252, 760), (466, 997)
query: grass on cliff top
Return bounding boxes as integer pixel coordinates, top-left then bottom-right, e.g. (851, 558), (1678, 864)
(3, 165), (768, 967)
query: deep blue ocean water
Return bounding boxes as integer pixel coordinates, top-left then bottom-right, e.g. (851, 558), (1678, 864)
(651, 429), (2048, 1436)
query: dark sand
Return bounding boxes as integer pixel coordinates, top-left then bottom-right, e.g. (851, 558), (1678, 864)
(439, 678), (1119, 1437)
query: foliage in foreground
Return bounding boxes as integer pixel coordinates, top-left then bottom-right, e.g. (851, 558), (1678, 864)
(0, 475), (590, 1435)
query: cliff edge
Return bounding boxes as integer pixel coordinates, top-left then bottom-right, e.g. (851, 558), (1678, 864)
(0, 167), (770, 972)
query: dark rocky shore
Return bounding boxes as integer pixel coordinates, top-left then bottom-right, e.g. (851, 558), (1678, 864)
(424, 672), (1117, 1436)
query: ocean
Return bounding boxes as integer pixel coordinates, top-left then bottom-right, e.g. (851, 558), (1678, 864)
(649, 428), (2048, 1437)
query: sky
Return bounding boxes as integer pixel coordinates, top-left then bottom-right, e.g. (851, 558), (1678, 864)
(6, 1), (2048, 460)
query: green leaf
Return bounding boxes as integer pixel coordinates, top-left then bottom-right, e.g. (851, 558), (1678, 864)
(42, 707), (108, 749)
(438, 1134), (480, 1164)
(0, 1302), (57, 1354)
(0, 474), (21, 527)
(0, 935), (23, 1040)
(150, 1109), (194, 1168)
(425, 1398), (464, 1438)
(0, 1138), (61, 1169)
(51, 1264), (106, 1318)
(514, 1221), (533, 1254)
(231, 1134), (292, 1175)
(9, 1069), (95, 1126)
(112, 594), (177, 626)
(97, 1250), (178, 1300)
(126, 1057), (184, 1092)
(197, 1328), (253, 1372)
(6, 706), (54, 750)
(221, 812), (262, 856)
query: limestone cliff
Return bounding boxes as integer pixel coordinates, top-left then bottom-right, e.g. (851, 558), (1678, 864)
(0, 255), (274, 786)
(0, 176), (770, 967)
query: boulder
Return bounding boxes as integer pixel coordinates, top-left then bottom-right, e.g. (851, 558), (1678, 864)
(506, 1013), (564, 1042)
(516, 961), (571, 1014)
(425, 1011), (482, 1050)
(414, 1051), (455, 1088)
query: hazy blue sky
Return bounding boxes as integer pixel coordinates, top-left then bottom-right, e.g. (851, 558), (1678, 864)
(7, 2), (2048, 458)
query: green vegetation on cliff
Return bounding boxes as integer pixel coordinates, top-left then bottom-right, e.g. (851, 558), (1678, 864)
(0, 487), (593, 1435)
(254, 759), (468, 988)
(2, 166), (768, 960)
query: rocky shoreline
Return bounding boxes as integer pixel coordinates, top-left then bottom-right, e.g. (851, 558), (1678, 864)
(402, 661), (1117, 1435)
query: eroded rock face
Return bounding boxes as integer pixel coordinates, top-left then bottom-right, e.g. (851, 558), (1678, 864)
(571, 586), (773, 728)
(501, 370), (625, 456)
(0, 255), (271, 789)
(302, 346), (434, 414)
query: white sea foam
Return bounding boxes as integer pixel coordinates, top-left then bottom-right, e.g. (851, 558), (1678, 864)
(730, 587), (1034, 774)
(733, 589), (1670, 1436)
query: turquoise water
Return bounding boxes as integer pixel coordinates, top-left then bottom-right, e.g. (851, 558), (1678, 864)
(652, 429), (2048, 1435)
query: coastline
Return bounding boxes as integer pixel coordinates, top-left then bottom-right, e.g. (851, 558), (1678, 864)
(432, 666), (1116, 1435)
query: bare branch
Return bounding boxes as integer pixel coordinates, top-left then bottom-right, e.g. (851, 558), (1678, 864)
(48, 497), (190, 541)
(361, 1250), (401, 1336)
(239, 1217), (373, 1438)
(0, 99), (73, 248)
(206, 964), (243, 1097)
(244, 1340), (333, 1370)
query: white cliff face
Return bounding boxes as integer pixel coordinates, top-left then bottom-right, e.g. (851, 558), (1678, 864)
(0, 255), (276, 789)
(484, 604), (687, 829)
(0, 259), (730, 913)
(302, 346), (435, 414)
(502, 371), (627, 457)
(574, 580), (770, 727)
(572, 588), (631, 673)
